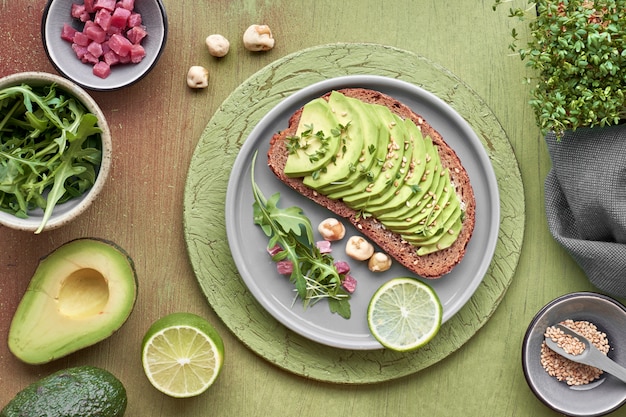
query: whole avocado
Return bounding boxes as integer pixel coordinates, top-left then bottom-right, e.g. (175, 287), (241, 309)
(1, 366), (127, 417)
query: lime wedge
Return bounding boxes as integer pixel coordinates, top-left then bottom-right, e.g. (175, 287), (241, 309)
(141, 312), (224, 398)
(367, 277), (442, 351)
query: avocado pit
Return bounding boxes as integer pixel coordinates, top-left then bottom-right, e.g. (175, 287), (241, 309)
(58, 268), (109, 318)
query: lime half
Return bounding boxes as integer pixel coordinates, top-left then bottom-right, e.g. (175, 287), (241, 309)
(367, 277), (442, 352)
(141, 312), (224, 398)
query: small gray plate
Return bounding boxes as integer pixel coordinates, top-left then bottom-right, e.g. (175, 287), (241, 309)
(523, 292), (626, 416)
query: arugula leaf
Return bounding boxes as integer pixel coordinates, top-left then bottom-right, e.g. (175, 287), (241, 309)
(251, 151), (351, 319)
(0, 83), (102, 233)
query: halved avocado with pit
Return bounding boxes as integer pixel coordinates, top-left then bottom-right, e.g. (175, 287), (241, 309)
(8, 238), (138, 364)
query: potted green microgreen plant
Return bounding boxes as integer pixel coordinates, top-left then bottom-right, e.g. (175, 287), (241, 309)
(494, 0), (626, 138)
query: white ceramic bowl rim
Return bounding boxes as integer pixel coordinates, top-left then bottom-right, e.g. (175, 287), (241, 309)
(0, 71), (111, 233)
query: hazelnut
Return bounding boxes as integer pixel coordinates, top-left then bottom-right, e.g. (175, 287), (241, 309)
(243, 24), (275, 51)
(318, 218), (346, 241)
(345, 236), (374, 261)
(186, 66), (209, 89)
(368, 252), (392, 272)
(205, 34), (230, 57)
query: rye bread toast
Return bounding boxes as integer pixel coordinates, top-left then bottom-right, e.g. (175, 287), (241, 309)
(267, 88), (476, 278)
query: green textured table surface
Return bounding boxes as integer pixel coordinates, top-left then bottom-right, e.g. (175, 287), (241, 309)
(0, 1), (621, 416)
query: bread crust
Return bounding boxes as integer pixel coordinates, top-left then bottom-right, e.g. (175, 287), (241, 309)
(267, 88), (476, 278)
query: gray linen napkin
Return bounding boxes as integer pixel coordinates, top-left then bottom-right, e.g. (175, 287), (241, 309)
(545, 124), (626, 298)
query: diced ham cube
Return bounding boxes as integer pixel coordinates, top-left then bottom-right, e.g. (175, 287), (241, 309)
(94, 8), (112, 31)
(276, 260), (293, 275)
(94, 0), (116, 11)
(110, 7), (131, 29)
(126, 26), (147, 44)
(116, 0), (135, 10)
(127, 12), (142, 27)
(72, 31), (90, 46)
(103, 49), (120, 66)
(71, 3), (85, 19)
(107, 33), (132, 56)
(84, 23), (106, 43)
(129, 44), (145, 63)
(118, 52), (132, 64)
(342, 274), (357, 294)
(106, 25), (123, 36)
(61, 23), (77, 42)
(87, 41), (103, 58)
(84, 0), (95, 13)
(93, 61), (111, 79)
(71, 43), (89, 60)
(81, 52), (99, 65)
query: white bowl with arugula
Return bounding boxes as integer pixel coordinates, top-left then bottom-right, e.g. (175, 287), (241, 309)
(0, 71), (111, 233)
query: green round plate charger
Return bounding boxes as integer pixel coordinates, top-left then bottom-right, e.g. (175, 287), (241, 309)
(183, 43), (524, 384)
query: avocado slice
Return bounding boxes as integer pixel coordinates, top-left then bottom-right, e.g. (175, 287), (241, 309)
(363, 118), (427, 215)
(284, 97), (342, 177)
(7, 238), (138, 365)
(323, 104), (390, 200)
(342, 110), (412, 208)
(374, 135), (440, 222)
(0, 366), (126, 417)
(321, 93), (383, 195)
(303, 92), (365, 189)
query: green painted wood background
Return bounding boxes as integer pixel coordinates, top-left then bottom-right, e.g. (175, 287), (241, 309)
(1, 0), (623, 416)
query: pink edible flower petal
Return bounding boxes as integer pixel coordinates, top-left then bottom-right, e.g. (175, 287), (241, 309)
(342, 274), (357, 294)
(316, 240), (332, 254)
(334, 260), (350, 275)
(276, 260), (293, 275)
(267, 244), (283, 257)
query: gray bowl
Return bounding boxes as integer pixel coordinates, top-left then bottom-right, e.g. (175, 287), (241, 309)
(522, 292), (626, 416)
(0, 71), (111, 233)
(41, 0), (167, 91)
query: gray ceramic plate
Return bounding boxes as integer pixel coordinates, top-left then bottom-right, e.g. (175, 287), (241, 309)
(225, 75), (500, 350)
(523, 292), (626, 416)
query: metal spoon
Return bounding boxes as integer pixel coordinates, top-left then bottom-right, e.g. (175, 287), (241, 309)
(545, 323), (626, 384)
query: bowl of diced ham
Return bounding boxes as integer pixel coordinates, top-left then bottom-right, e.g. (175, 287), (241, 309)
(41, 0), (167, 91)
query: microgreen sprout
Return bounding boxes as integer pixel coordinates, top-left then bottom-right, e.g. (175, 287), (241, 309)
(494, 0), (626, 138)
(251, 152), (351, 319)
